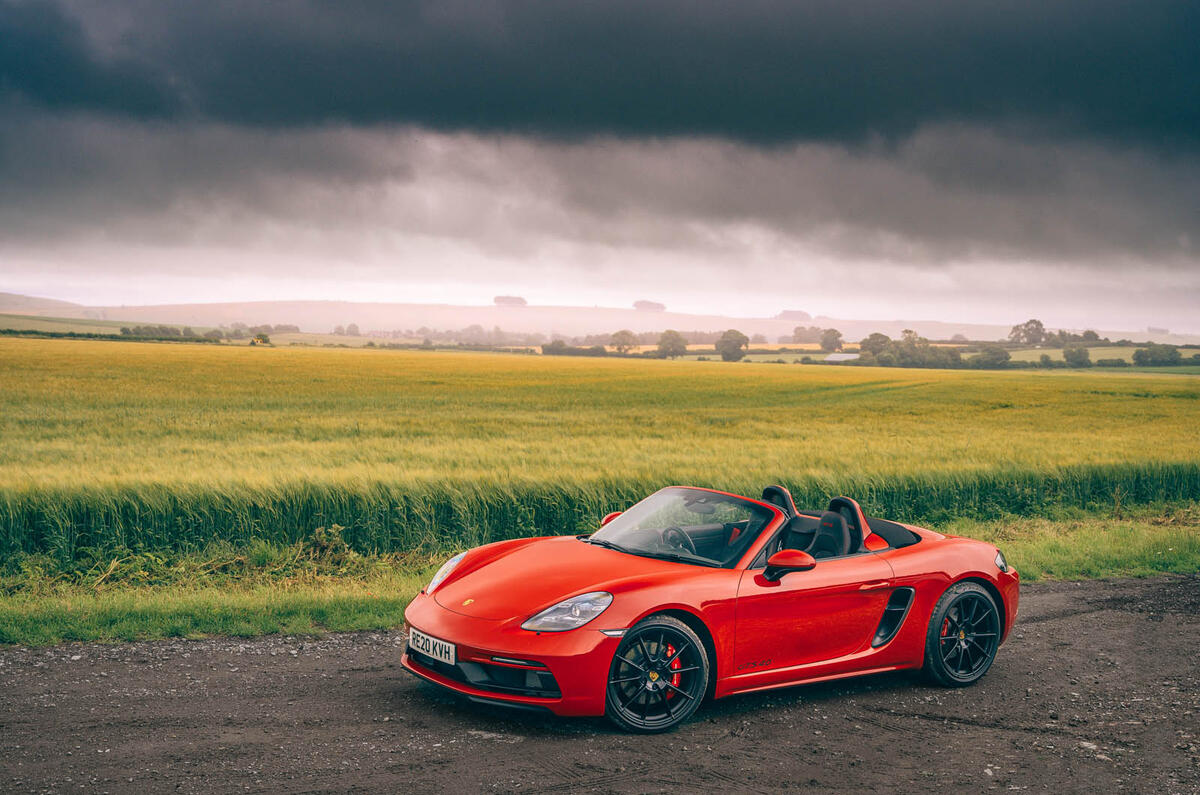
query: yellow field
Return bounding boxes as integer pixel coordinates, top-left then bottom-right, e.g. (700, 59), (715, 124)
(1007, 346), (1137, 363)
(1, 336), (1197, 559)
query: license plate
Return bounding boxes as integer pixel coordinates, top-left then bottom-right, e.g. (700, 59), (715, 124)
(409, 627), (456, 666)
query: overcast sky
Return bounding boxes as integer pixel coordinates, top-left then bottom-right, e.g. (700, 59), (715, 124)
(1, 0), (1197, 330)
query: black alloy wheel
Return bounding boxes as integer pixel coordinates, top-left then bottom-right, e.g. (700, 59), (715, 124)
(605, 615), (709, 733)
(923, 581), (1002, 686)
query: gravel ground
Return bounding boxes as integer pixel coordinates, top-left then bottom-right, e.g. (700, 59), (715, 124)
(2, 575), (1198, 794)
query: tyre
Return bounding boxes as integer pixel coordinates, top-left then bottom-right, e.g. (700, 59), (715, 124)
(605, 615), (709, 733)
(923, 581), (1001, 687)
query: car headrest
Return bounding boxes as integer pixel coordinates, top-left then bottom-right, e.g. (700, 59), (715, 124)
(761, 485), (798, 518)
(827, 496), (867, 552)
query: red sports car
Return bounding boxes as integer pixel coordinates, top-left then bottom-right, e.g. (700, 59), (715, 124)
(402, 485), (1019, 732)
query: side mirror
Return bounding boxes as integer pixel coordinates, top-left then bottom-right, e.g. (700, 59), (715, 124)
(600, 511), (622, 527)
(764, 549), (816, 581)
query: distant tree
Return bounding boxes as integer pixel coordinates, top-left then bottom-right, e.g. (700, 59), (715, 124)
(182, 327), (196, 338)
(1063, 345), (1092, 367)
(716, 329), (750, 362)
(750, 333), (768, 344)
(634, 300), (666, 312)
(820, 328), (843, 352)
(1132, 343), (1182, 366)
(1009, 319), (1047, 345)
(493, 296), (528, 307)
(345, 323), (360, 336)
(1039, 353), (1054, 368)
(541, 340), (607, 357)
(120, 327), (132, 336)
(859, 332), (891, 356)
(970, 345), (1012, 369)
(203, 329), (224, 340)
(792, 325), (823, 343)
(656, 329), (688, 359)
(254, 333), (271, 344)
(1081, 329), (1100, 342)
(458, 324), (487, 344)
(951, 333), (969, 343)
(333, 325), (345, 335)
(610, 329), (638, 354)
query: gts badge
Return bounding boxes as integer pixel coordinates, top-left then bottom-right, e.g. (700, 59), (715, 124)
(737, 658), (771, 671)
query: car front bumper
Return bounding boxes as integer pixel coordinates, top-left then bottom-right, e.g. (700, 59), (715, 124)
(401, 591), (621, 717)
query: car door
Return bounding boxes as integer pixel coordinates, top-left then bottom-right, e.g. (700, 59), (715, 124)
(733, 552), (895, 676)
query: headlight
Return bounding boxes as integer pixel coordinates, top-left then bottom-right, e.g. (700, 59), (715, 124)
(521, 592), (613, 632)
(426, 552), (465, 594)
(995, 549), (1009, 573)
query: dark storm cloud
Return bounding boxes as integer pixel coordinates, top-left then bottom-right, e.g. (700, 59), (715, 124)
(5, 0), (1198, 147)
(1, 113), (1194, 265)
(0, 0), (171, 116)
(1, 0), (1197, 331)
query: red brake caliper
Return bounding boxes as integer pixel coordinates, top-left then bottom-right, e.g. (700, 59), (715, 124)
(667, 643), (682, 696)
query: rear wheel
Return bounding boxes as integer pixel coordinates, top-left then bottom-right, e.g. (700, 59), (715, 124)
(923, 581), (1001, 686)
(605, 615), (709, 733)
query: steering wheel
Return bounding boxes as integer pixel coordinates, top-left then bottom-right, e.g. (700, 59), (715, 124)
(661, 526), (698, 555)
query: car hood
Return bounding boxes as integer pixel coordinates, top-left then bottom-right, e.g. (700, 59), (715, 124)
(433, 536), (699, 621)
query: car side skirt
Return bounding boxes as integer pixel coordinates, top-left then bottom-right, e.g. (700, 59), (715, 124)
(719, 663), (916, 698)
(715, 642), (922, 699)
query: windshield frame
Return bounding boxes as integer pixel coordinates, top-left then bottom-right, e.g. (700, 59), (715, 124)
(588, 486), (786, 570)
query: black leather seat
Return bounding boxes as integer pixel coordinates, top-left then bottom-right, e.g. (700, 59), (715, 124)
(811, 511), (851, 558)
(781, 515), (818, 551)
(761, 485), (798, 518)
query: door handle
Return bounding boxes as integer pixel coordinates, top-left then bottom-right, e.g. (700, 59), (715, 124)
(859, 580), (891, 591)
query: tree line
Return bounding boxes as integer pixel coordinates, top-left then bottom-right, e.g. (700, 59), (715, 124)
(536, 321), (1200, 370)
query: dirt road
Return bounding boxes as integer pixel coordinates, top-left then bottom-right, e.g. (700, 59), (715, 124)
(2, 576), (1198, 794)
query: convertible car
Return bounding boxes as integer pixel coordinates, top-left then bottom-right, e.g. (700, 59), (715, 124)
(402, 485), (1019, 732)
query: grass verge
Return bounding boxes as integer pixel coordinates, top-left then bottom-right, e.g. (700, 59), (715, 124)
(1, 505), (1196, 647)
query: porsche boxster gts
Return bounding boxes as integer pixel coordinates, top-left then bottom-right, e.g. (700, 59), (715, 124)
(402, 485), (1019, 732)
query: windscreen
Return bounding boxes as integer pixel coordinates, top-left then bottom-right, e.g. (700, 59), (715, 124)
(589, 487), (775, 568)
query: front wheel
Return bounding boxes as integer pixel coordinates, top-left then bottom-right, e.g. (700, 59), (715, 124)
(605, 615), (709, 733)
(923, 581), (1002, 687)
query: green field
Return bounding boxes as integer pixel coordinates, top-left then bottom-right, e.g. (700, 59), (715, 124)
(681, 351), (832, 362)
(0, 313), (133, 334)
(4, 503), (1197, 645)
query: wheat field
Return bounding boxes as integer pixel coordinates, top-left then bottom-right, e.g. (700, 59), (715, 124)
(2, 337), (1197, 560)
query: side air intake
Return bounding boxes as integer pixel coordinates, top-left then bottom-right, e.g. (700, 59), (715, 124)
(871, 587), (915, 648)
